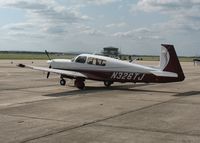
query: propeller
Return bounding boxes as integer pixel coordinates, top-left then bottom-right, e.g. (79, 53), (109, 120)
(47, 63), (52, 78)
(45, 50), (52, 79)
(45, 50), (51, 60)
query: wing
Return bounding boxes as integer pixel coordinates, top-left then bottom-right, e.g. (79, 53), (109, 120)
(17, 64), (87, 78)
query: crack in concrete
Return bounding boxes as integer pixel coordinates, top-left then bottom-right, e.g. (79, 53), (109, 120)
(95, 124), (200, 137)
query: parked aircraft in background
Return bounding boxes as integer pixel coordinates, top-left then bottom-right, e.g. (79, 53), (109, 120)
(18, 44), (185, 89)
(193, 58), (200, 66)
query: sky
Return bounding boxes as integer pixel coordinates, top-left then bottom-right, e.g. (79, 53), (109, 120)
(0, 0), (200, 56)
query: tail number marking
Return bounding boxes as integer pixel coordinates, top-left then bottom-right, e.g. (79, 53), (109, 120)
(111, 72), (145, 81)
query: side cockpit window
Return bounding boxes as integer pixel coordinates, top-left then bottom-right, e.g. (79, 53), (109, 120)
(87, 57), (94, 65)
(87, 57), (106, 66)
(75, 56), (87, 63)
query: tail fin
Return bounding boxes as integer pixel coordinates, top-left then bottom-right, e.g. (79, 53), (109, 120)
(160, 44), (185, 81)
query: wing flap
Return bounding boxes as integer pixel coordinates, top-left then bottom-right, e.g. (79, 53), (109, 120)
(150, 70), (178, 77)
(18, 64), (87, 78)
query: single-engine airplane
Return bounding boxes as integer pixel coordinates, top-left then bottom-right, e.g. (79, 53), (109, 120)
(18, 44), (185, 89)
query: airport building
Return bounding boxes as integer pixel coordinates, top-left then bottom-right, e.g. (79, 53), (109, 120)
(101, 46), (135, 61)
(102, 47), (120, 58)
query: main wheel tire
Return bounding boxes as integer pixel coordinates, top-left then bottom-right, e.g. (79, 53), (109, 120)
(60, 79), (66, 86)
(104, 81), (113, 87)
(74, 79), (85, 90)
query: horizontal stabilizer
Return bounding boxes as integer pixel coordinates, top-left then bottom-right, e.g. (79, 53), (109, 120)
(150, 71), (178, 77)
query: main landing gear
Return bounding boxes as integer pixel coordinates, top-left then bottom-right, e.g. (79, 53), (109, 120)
(74, 79), (85, 90)
(60, 78), (113, 89)
(104, 81), (113, 87)
(59, 77), (85, 90)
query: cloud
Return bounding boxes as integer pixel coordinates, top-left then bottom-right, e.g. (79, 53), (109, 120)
(5, 0), (89, 23)
(132, 0), (200, 13)
(131, 0), (200, 32)
(4, 1), (47, 10)
(2, 23), (35, 31)
(77, 0), (121, 5)
(7, 32), (46, 39)
(113, 27), (151, 37)
(0, 0), (123, 39)
(76, 25), (105, 36)
(0, 0), (90, 38)
(81, 29), (105, 36)
(106, 22), (127, 28)
(112, 27), (163, 40)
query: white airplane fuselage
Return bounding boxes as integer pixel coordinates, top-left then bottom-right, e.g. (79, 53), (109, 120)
(50, 55), (156, 82)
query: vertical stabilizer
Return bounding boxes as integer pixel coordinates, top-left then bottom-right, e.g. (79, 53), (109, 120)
(160, 44), (185, 81)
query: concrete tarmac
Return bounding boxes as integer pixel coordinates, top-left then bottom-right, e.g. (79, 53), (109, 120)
(0, 60), (200, 143)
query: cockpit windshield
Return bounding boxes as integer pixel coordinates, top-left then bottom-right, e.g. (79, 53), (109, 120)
(75, 56), (87, 63)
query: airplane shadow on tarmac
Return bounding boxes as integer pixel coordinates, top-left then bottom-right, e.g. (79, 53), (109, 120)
(173, 91), (200, 97)
(43, 83), (188, 97)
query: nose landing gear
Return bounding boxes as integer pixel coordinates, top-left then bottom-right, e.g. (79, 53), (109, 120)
(60, 78), (66, 86)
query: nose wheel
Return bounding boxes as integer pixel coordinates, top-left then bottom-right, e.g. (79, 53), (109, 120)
(60, 78), (66, 86)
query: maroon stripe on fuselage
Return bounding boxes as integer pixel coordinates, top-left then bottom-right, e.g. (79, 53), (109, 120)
(59, 69), (183, 83)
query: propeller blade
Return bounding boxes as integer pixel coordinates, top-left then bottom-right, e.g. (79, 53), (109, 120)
(47, 65), (51, 79)
(45, 50), (51, 60)
(47, 72), (50, 79)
